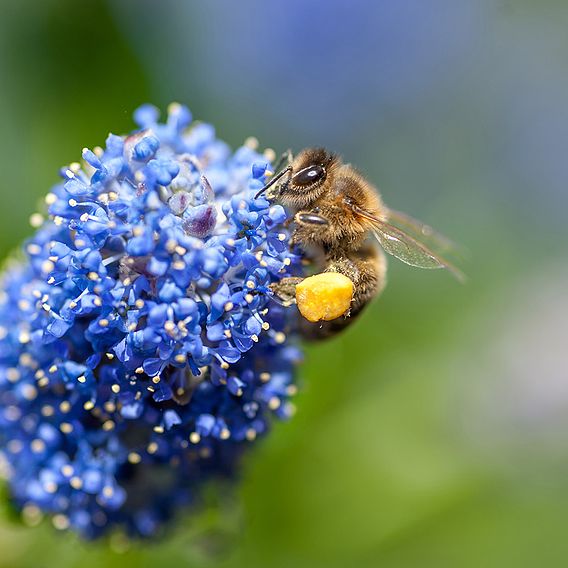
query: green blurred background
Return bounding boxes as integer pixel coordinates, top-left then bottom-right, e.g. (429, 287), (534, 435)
(1, 0), (567, 566)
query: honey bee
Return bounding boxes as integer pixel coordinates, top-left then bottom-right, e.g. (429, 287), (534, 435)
(255, 147), (463, 334)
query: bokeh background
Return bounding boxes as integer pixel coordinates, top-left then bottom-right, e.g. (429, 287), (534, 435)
(1, 0), (567, 566)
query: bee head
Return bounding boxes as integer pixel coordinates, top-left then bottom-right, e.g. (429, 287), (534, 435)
(266, 148), (337, 209)
(255, 147), (339, 208)
(278, 148), (337, 209)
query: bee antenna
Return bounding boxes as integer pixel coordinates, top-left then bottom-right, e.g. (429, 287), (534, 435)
(254, 166), (292, 199)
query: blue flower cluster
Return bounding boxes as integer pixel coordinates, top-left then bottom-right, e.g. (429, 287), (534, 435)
(0, 104), (303, 539)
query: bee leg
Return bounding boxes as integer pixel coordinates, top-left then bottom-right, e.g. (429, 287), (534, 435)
(269, 276), (304, 305)
(300, 248), (386, 340)
(328, 247), (386, 317)
(321, 257), (359, 318)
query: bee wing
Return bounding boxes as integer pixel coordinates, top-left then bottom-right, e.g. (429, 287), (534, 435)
(351, 204), (466, 282)
(387, 208), (465, 258)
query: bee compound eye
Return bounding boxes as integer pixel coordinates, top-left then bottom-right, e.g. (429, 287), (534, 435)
(293, 165), (325, 186)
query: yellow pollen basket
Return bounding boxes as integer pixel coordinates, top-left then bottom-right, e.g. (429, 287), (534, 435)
(295, 272), (354, 322)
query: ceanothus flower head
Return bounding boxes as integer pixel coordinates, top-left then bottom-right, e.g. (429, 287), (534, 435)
(0, 103), (303, 539)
